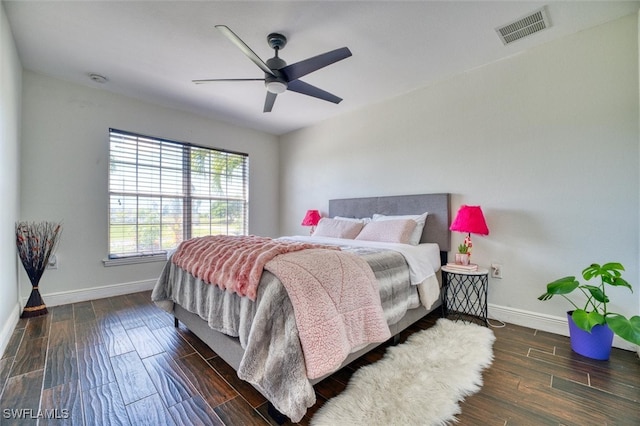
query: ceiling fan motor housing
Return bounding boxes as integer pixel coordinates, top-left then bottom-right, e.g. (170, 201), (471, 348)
(266, 56), (287, 70)
(265, 56), (288, 93)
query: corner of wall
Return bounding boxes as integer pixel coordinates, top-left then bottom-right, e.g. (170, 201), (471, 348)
(0, 303), (20, 358)
(1, 0), (23, 356)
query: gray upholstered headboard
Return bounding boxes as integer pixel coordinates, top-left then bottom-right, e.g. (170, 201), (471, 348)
(328, 193), (451, 252)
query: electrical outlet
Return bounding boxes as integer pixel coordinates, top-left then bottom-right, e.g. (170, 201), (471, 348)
(491, 263), (502, 279)
(47, 254), (58, 269)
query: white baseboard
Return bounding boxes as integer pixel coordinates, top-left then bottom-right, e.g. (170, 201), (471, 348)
(11, 285), (638, 355)
(0, 303), (20, 359)
(21, 279), (157, 308)
(488, 304), (637, 352)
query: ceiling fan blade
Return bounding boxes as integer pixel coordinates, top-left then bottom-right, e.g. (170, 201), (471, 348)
(263, 92), (277, 113)
(215, 25), (275, 77)
(281, 47), (352, 81)
(287, 80), (343, 104)
(193, 78), (265, 84)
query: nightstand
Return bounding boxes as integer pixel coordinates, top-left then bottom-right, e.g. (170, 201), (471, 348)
(441, 265), (489, 326)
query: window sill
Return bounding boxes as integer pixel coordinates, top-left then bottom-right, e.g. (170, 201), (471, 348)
(103, 253), (168, 267)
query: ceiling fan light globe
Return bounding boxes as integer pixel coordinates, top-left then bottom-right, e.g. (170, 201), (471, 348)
(266, 81), (287, 94)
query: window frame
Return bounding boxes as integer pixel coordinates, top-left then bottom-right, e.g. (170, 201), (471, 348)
(105, 128), (249, 266)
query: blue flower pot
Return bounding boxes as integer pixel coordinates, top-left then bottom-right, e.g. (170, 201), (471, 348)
(567, 311), (614, 360)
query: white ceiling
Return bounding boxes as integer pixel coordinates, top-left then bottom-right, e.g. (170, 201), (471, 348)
(4, 1), (639, 135)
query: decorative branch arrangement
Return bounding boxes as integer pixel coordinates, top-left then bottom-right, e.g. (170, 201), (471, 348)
(16, 221), (62, 318)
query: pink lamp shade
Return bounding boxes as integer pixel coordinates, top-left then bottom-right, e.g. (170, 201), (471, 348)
(450, 205), (488, 261)
(301, 209), (322, 227)
(450, 205), (489, 235)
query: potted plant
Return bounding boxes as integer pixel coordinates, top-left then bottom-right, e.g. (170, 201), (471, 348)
(455, 244), (469, 265)
(538, 262), (640, 360)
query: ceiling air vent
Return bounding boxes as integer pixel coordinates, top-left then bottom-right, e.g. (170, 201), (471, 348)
(496, 7), (551, 45)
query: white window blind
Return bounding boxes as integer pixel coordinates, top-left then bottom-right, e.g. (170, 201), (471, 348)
(108, 129), (248, 259)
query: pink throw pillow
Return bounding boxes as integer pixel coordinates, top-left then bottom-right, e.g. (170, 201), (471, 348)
(355, 219), (416, 244)
(313, 218), (364, 239)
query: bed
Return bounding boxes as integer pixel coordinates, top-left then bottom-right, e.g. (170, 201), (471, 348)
(151, 193), (451, 422)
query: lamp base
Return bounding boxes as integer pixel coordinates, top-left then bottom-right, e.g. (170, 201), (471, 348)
(463, 234), (473, 256)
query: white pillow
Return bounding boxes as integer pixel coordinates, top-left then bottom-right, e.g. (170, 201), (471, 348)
(333, 216), (372, 224)
(355, 219), (416, 244)
(312, 218), (364, 239)
(372, 212), (428, 245)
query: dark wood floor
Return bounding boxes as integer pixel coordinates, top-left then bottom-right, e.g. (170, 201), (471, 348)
(0, 291), (638, 425)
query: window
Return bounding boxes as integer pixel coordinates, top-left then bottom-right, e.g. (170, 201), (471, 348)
(108, 129), (248, 260)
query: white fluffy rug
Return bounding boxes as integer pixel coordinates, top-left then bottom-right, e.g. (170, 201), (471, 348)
(311, 319), (495, 426)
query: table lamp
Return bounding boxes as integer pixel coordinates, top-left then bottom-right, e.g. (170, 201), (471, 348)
(450, 205), (489, 259)
(301, 209), (321, 235)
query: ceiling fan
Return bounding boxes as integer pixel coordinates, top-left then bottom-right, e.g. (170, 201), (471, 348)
(194, 25), (352, 112)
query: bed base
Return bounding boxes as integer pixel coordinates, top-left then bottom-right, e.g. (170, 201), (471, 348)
(173, 299), (438, 386)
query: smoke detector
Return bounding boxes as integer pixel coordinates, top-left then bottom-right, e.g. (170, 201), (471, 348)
(496, 7), (551, 45)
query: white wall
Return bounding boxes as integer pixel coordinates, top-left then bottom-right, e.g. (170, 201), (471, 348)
(0, 2), (22, 354)
(20, 71), (279, 304)
(280, 15), (639, 346)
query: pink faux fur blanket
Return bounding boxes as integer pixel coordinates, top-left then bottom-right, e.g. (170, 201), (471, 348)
(265, 248), (391, 379)
(171, 235), (338, 300)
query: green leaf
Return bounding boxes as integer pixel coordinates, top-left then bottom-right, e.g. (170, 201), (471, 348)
(582, 285), (608, 304)
(606, 314), (640, 346)
(571, 310), (591, 331)
(585, 311), (605, 328)
(582, 264), (601, 281)
(608, 277), (633, 291)
(545, 277), (579, 295)
(571, 310), (605, 332)
(537, 293), (554, 301)
(598, 262), (625, 282)
(601, 262), (625, 273)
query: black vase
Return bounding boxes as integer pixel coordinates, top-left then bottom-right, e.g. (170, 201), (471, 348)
(16, 221), (61, 318)
(21, 286), (48, 318)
